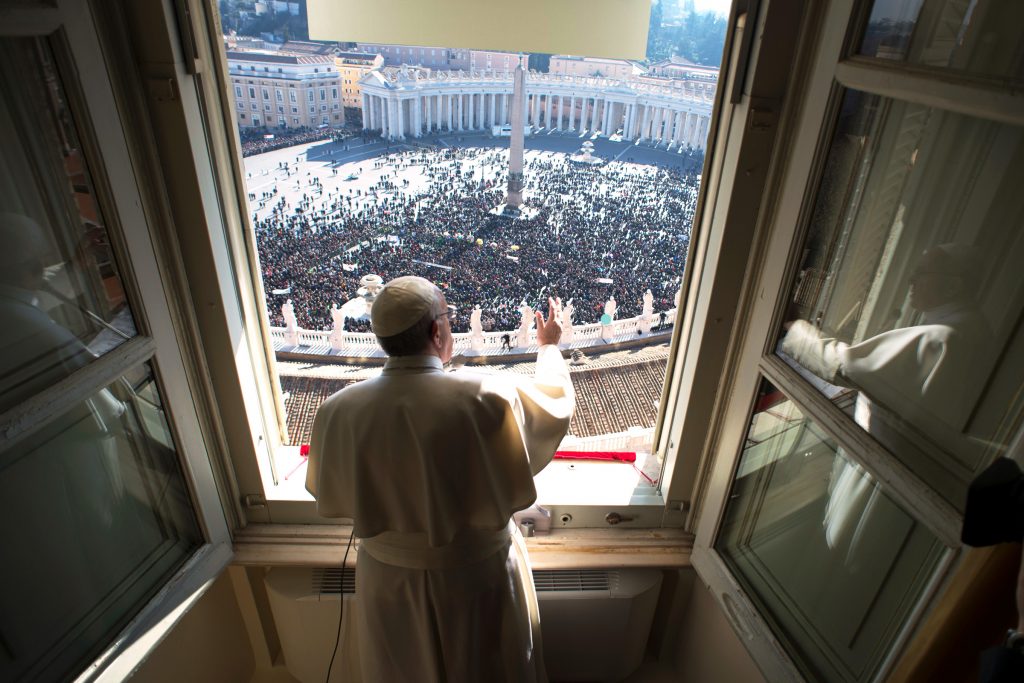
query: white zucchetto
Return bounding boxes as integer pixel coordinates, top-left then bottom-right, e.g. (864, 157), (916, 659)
(370, 275), (439, 337)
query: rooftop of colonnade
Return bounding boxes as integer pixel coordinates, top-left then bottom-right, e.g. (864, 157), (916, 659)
(359, 66), (717, 107)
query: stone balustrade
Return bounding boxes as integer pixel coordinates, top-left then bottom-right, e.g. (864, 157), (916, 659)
(269, 308), (678, 359)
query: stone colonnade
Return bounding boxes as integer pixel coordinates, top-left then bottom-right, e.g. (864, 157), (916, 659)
(360, 73), (713, 150)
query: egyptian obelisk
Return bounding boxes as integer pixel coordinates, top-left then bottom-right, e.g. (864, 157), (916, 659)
(506, 55), (526, 209)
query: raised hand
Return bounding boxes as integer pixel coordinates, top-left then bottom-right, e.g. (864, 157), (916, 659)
(535, 297), (562, 346)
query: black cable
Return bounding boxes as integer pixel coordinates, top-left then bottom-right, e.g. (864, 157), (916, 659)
(325, 529), (356, 683)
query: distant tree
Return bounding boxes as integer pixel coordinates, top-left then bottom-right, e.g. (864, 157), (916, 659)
(647, 6), (727, 67)
(647, 0), (664, 59)
(529, 53), (551, 72)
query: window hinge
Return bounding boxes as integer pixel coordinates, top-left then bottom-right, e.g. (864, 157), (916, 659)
(243, 493), (267, 509)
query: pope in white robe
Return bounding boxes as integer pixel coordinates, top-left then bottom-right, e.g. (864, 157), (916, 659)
(306, 276), (574, 682)
(781, 244), (992, 564)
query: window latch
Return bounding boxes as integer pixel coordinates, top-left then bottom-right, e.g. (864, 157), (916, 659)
(243, 493), (267, 509)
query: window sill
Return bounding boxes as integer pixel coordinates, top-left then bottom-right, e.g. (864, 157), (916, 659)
(232, 524), (692, 570)
(261, 447), (663, 508)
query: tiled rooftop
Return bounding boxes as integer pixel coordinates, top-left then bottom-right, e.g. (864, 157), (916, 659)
(280, 351), (668, 446)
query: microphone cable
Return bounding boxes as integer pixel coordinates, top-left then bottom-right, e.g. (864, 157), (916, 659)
(325, 528), (356, 683)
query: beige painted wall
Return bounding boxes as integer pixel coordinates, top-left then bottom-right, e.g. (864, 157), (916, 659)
(664, 569), (766, 683)
(129, 572), (254, 683)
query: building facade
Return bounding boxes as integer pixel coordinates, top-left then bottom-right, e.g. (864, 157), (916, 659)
(549, 55), (645, 80)
(333, 51), (384, 109)
(647, 56), (719, 82)
(226, 51), (345, 129)
(354, 42), (519, 73)
(359, 67), (715, 149)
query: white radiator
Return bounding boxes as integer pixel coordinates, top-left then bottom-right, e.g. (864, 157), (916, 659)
(264, 566), (662, 683)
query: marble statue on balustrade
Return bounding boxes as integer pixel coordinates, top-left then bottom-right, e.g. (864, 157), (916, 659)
(281, 299), (299, 346)
(561, 299), (575, 344)
(329, 304), (345, 352)
(517, 301), (533, 348)
(639, 289), (654, 335)
(469, 306), (484, 351)
(604, 296), (617, 320)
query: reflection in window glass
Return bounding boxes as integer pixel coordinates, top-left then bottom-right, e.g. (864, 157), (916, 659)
(717, 379), (944, 683)
(0, 363), (202, 682)
(779, 89), (1024, 507)
(859, 0), (1024, 82)
(0, 38), (137, 414)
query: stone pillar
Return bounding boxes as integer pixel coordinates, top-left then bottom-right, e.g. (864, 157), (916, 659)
(507, 60), (526, 208)
(361, 93), (369, 130)
(414, 97), (422, 137)
(447, 95), (454, 131)
(381, 98), (390, 139)
(579, 97), (589, 132)
(489, 93), (496, 129)
(457, 94), (464, 131)
(603, 99), (612, 135)
(502, 93), (508, 125)
(640, 104), (651, 140)
(556, 95), (563, 131)
(396, 99), (404, 139)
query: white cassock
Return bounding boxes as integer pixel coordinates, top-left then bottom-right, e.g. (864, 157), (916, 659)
(306, 345), (574, 682)
(782, 304), (992, 565)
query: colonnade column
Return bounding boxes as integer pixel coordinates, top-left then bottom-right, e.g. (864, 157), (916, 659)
(413, 97), (422, 137)
(602, 99), (612, 135)
(489, 93), (496, 129)
(639, 104), (650, 140)
(554, 96), (561, 131)
(579, 97), (589, 132)
(592, 98), (601, 131)
(695, 116), (707, 148)
(457, 94), (464, 131)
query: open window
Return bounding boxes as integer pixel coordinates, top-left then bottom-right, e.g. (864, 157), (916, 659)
(202, 0), (737, 524)
(0, 2), (232, 680)
(691, 0), (1024, 680)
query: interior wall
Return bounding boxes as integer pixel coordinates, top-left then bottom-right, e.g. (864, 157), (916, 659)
(661, 568), (766, 683)
(129, 571), (255, 683)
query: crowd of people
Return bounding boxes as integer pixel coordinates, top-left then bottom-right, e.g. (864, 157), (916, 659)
(239, 127), (350, 157)
(253, 144), (701, 334)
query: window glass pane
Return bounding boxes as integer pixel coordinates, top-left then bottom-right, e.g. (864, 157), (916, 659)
(0, 363), (202, 682)
(779, 89), (1024, 507)
(858, 0), (1024, 83)
(0, 38), (137, 414)
(717, 378), (945, 683)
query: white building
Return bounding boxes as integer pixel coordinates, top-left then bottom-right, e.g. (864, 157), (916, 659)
(359, 67), (715, 149)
